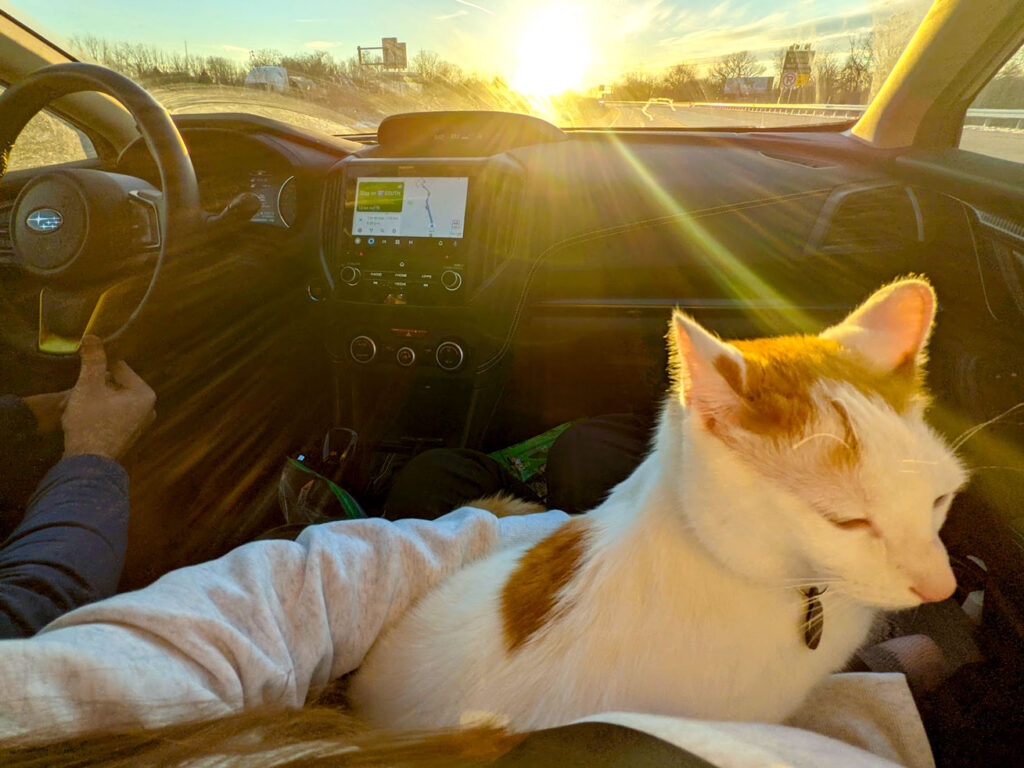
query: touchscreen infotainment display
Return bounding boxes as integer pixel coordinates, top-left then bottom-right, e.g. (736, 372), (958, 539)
(352, 176), (468, 240)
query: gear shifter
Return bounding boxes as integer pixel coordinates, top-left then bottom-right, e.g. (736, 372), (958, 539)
(278, 428), (364, 525)
(322, 427), (358, 470)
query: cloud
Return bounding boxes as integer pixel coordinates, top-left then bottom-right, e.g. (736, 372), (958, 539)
(220, 44), (249, 53)
(295, 18), (328, 23)
(454, 0), (493, 14)
(436, 9), (469, 21)
(587, 0), (929, 80)
(708, 1), (732, 21)
(305, 40), (345, 49)
(617, 0), (677, 35)
(652, 7), (879, 65)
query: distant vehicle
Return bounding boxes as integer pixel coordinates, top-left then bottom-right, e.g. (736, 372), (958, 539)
(288, 75), (319, 94)
(245, 66), (288, 92)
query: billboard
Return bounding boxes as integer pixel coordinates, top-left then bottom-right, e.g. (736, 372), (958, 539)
(724, 76), (775, 97)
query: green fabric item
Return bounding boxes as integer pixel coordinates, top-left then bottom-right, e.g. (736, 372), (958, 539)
(286, 457), (365, 519)
(488, 421), (579, 483)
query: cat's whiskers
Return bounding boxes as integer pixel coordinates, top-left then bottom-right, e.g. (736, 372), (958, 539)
(776, 578), (845, 588)
(969, 465), (1024, 475)
(951, 401), (1024, 452)
(801, 592), (861, 633)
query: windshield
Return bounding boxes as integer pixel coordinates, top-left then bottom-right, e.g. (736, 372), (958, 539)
(8, 0), (931, 134)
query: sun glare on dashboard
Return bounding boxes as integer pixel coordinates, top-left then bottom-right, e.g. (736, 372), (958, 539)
(511, 5), (589, 96)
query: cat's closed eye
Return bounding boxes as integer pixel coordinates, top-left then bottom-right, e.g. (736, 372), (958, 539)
(933, 494), (951, 509)
(833, 518), (875, 532)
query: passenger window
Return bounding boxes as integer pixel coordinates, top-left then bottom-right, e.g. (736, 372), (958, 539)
(959, 46), (1024, 164)
(1, 94), (97, 172)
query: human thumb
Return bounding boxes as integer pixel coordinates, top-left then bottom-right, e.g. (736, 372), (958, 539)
(75, 335), (108, 390)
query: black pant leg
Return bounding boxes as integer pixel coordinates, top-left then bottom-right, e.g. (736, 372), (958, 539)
(384, 448), (537, 521)
(546, 414), (653, 515)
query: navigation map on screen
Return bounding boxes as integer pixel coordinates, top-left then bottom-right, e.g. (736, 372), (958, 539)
(352, 176), (468, 239)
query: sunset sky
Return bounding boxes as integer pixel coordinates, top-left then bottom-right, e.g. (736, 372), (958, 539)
(6, 0), (928, 91)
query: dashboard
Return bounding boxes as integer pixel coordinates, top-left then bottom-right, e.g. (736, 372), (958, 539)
(201, 167), (297, 228)
(109, 109), (1022, 456)
(116, 124), (316, 230)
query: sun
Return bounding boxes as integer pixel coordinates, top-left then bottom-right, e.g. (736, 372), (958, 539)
(511, 5), (590, 96)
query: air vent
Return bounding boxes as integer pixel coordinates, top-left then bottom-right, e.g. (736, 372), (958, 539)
(976, 209), (1024, 243)
(320, 169), (345, 266)
(0, 199), (13, 257)
(479, 173), (522, 275)
(808, 184), (922, 254)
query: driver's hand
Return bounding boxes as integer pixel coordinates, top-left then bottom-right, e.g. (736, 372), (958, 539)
(62, 335), (156, 461)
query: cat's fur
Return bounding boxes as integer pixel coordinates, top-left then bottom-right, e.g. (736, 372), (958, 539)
(349, 278), (966, 731)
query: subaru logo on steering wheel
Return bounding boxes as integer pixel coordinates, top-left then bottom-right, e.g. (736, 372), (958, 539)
(26, 208), (63, 233)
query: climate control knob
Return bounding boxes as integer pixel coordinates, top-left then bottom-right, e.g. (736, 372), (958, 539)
(435, 341), (465, 372)
(340, 265), (361, 286)
(396, 346), (416, 367)
(441, 269), (462, 292)
(349, 335), (376, 364)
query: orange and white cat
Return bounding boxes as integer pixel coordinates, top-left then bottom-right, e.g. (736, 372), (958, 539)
(349, 277), (966, 731)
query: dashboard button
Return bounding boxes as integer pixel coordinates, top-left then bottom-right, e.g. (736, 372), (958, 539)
(349, 335), (376, 364)
(441, 270), (463, 291)
(396, 347), (416, 367)
(340, 265), (361, 286)
(435, 341), (464, 372)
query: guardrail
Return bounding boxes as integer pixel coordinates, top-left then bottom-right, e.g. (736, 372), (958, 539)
(688, 102), (1024, 129)
(602, 99), (1024, 129)
(689, 102), (865, 119)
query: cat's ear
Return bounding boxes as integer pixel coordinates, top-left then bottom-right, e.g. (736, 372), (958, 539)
(671, 311), (747, 419)
(820, 278), (936, 376)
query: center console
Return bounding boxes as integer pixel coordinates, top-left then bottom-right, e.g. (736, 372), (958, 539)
(321, 154), (524, 373)
(319, 152), (528, 462)
(335, 160), (478, 307)
(311, 108), (569, 505)
(313, 112), (564, 502)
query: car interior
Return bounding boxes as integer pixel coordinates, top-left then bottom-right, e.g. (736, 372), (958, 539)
(0, 0), (1022, 762)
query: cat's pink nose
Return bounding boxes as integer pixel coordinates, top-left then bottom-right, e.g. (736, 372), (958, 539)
(910, 570), (957, 603)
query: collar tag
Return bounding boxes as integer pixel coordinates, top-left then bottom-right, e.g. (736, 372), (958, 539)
(800, 586), (826, 650)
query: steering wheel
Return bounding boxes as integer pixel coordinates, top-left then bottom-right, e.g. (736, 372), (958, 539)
(0, 62), (200, 355)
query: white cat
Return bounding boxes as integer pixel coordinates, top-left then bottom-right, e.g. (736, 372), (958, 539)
(349, 277), (966, 731)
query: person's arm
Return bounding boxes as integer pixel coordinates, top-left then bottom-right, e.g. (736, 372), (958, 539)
(0, 455), (129, 638)
(0, 336), (155, 639)
(0, 507), (568, 739)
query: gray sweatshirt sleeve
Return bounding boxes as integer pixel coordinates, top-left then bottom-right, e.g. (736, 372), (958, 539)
(0, 507), (568, 738)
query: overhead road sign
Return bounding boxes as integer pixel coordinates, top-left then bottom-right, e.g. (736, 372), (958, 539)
(781, 44), (814, 90)
(358, 37), (407, 70)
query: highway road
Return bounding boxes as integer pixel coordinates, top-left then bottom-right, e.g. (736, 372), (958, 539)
(596, 103), (1024, 163)
(597, 103), (848, 129)
(960, 126), (1024, 164)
